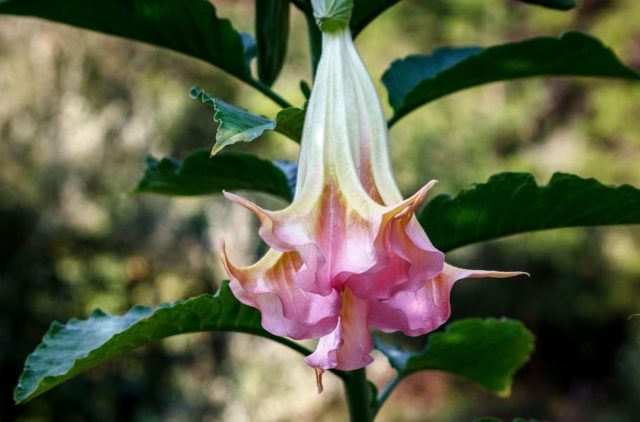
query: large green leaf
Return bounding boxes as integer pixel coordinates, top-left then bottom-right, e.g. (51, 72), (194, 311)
(420, 172), (640, 252)
(383, 32), (640, 125)
(256, 0), (290, 85)
(133, 150), (294, 201)
(191, 87), (304, 152)
(376, 318), (534, 396)
(350, 0), (578, 37)
(0, 0), (249, 78)
(14, 282), (312, 404)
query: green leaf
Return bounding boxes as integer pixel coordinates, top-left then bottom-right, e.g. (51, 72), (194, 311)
(420, 172), (640, 253)
(14, 282), (311, 404)
(351, 0), (399, 36)
(191, 87), (305, 150)
(191, 87), (276, 155)
(133, 150), (294, 201)
(518, 0), (579, 10)
(383, 32), (640, 125)
(350, 0), (578, 37)
(0, 0), (250, 78)
(376, 318), (534, 396)
(256, 0), (290, 86)
(274, 105), (306, 143)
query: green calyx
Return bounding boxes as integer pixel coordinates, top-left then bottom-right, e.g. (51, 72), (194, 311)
(311, 0), (353, 33)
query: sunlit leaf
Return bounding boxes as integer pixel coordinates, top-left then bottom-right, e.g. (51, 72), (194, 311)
(191, 88), (304, 152)
(13, 282), (311, 404)
(376, 318), (534, 396)
(0, 0), (250, 78)
(420, 172), (640, 252)
(383, 32), (640, 125)
(133, 150), (294, 201)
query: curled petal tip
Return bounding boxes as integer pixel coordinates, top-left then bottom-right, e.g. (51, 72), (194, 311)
(314, 368), (325, 394)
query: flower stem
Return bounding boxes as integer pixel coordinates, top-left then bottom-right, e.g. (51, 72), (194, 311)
(344, 368), (373, 421)
(302, 1), (322, 78)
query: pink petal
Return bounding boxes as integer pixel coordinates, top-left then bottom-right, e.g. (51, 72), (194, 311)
(369, 263), (527, 336)
(347, 182), (445, 300)
(305, 288), (374, 371)
(220, 242), (340, 340)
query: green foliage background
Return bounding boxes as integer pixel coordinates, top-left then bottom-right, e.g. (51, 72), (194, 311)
(1, 0), (640, 420)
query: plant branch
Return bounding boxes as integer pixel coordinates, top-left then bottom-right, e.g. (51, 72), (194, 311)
(372, 374), (402, 417)
(244, 77), (294, 109)
(303, 6), (322, 78)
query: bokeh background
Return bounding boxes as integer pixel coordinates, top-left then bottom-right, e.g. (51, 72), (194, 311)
(1, 0), (640, 420)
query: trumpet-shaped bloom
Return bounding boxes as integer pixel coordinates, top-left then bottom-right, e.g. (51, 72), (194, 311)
(220, 29), (523, 375)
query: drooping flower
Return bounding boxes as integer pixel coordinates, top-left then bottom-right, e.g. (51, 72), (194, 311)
(220, 28), (523, 381)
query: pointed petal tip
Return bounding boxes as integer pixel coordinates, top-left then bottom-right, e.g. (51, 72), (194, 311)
(222, 191), (271, 218)
(386, 179), (438, 219)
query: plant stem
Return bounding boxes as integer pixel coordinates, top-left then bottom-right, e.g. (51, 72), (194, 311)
(371, 374), (402, 417)
(344, 368), (373, 421)
(303, 1), (322, 78)
(244, 77), (294, 109)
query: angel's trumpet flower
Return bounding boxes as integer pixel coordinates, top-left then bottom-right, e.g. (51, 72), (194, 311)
(220, 28), (522, 380)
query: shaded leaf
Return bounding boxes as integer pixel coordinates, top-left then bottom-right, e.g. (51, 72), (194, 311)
(0, 0), (250, 78)
(350, 0), (578, 37)
(274, 106), (306, 143)
(420, 172), (640, 252)
(14, 282), (311, 404)
(133, 150), (294, 201)
(383, 32), (640, 124)
(256, 0), (290, 85)
(518, 0), (578, 10)
(376, 318), (534, 396)
(273, 160), (299, 196)
(192, 87), (305, 150)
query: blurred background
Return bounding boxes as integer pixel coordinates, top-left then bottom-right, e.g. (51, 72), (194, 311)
(1, 0), (640, 420)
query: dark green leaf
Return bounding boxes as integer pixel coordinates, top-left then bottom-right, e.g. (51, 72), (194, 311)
(256, 0), (290, 85)
(350, 0), (578, 37)
(274, 106), (306, 143)
(383, 32), (640, 125)
(421, 172), (640, 252)
(376, 318), (534, 396)
(14, 282), (311, 404)
(191, 87), (305, 149)
(518, 0), (578, 10)
(133, 150), (294, 201)
(0, 0), (250, 78)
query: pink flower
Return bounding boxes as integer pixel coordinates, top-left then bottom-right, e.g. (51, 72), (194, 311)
(220, 29), (523, 378)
